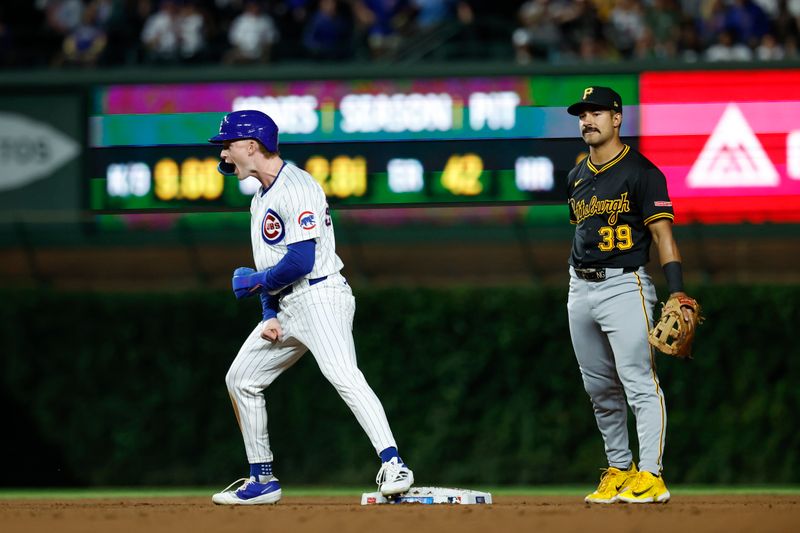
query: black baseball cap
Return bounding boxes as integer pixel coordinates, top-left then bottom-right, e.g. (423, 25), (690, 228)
(567, 86), (623, 116)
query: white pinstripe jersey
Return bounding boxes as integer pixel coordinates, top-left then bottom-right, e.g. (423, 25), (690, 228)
(249, 162), (343, 287)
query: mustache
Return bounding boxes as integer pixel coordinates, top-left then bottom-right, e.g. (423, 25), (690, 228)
(582, 127), (599, 134)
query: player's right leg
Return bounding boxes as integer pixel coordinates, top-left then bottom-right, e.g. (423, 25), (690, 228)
(567, 270), (635, 503)
(212, 321), (307, 505)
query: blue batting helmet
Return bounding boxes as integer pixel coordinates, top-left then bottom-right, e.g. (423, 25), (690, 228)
(208, 110), (279, 152)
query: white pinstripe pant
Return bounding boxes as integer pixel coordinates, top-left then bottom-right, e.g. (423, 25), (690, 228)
(225, 273), (397, 463)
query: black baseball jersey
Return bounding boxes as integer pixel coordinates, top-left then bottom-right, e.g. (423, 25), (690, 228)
(567, 144), (674, 268)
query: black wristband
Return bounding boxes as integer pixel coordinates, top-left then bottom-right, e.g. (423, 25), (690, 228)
(662, 261), (684, 294)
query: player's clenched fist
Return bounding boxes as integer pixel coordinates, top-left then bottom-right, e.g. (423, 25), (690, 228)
(260, 317), (283, 343)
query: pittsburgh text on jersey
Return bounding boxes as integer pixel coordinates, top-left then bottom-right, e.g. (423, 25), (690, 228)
(570, 192), (631, 225)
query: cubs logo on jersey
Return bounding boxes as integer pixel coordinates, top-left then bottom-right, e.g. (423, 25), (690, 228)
(262, 209), (285, 244)
(298, 211), (316, 230)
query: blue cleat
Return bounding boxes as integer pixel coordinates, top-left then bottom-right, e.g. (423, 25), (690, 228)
(212, 477), (282, 505)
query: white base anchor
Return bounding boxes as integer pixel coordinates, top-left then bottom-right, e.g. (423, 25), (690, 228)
(361, 486), (492, 505)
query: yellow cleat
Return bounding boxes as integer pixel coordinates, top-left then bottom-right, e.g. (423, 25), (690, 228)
(584, 463), (638, 504)
(617, 471), (671, 503)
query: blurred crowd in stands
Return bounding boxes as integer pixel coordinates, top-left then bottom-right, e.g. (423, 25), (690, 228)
(513, 0), (800, 63)
(0, 0), (798, 69)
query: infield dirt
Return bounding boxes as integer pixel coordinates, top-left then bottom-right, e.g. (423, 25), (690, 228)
(2, 495), (798, 533)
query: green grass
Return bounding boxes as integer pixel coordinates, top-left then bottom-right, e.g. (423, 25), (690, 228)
(1, 486), (799, 500)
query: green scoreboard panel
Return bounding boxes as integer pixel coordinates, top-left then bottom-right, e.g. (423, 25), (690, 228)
(88, 75), (638, 212)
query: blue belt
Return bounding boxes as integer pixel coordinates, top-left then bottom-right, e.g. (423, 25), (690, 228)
(278, 276), (327, 297)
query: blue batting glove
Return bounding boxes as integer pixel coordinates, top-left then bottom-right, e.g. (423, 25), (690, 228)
(232, 267), (267, 299)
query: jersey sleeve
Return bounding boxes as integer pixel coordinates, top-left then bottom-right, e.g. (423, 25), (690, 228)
(638, 166), (675, 225)
(281, 182), (323, 245)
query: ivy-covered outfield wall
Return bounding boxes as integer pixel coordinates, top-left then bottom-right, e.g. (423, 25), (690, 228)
(1, 286), (798, 487)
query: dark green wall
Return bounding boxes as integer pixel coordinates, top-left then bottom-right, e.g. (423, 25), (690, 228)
(1, 286), (798, 487)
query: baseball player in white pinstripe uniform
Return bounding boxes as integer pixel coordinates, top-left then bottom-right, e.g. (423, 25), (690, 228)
(208, 110), (413, 505)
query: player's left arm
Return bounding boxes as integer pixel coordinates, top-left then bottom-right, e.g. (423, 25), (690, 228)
(649, 219), (681, 268)
(639, 161), (696, 326)
(648, 220), (694, 327)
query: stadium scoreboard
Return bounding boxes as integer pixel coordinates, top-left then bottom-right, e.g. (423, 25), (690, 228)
(88, 76), (639, 212)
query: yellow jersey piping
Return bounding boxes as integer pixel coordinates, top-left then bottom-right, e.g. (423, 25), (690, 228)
(586, 144), (630, 175)
(644, 213), (675, 226)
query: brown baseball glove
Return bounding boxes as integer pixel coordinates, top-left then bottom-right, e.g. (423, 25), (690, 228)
(648, 294), (703, 358)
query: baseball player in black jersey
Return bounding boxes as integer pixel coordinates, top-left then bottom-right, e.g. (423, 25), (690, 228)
(565, 87), (695, 504)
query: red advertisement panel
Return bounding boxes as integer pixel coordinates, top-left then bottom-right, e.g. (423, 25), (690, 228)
(640, 70), (800, 224)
